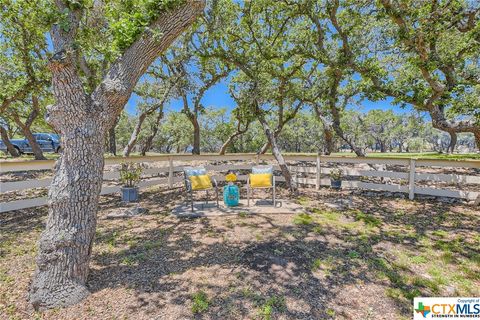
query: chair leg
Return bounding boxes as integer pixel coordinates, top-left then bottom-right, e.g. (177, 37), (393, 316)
(215, 187), (219, 207)
(206, 190), (209, 205)
(247, 184), (250, 207)
(190, 191), (194, 212)
(273, 185), (276, 207)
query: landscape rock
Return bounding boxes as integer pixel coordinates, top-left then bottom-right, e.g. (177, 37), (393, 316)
(106, 205), (147, 218)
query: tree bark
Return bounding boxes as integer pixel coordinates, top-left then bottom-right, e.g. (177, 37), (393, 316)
(125, 78), (174, 157)
(123, 113), (148, 157)
(30, 119), (105, 310)
(108, 116), (120, 156)
(219, 118), (250, 155)
(219, 130), (246, 155)
(11, 99), (46, 160)
(256, 110), (296, 193)
(29, 0), (204, 310)
(13, 116), (46, 160)
(448, 131), (457, 154)
(0, 125), (20, 157)
(192, 117), (200, 155)
(317, 72), (366, 157)
(474, 130), (480, 151)
(323, 127), (334, 155)
(379, 140), (386, 153)
(141, 110), (163, 156)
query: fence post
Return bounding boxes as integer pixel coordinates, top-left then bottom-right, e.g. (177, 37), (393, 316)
(408, 158), (416, 200)
(316, 153), (321, 190)
(168, 156), (173, 188)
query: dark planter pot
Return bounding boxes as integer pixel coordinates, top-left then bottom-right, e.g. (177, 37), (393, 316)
(121, 186), (139, 202)
(330, 179), (342, 190)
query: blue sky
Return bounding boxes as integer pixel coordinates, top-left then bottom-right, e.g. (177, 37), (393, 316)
(125, 79), (420, 117)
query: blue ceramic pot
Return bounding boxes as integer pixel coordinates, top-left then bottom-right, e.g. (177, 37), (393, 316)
(330, 179), (342, 190)
(121, 187), (139, 202)
(223, 184), (239, 207)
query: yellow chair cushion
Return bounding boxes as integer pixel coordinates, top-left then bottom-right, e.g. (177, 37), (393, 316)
(249, 173), (272, 188)
(189, 174), (212, 190)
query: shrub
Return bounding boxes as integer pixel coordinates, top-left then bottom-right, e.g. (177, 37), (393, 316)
(119, 162), (143, 187)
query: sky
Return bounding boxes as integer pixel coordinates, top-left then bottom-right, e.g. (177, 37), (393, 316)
(125, 78), (421, 117)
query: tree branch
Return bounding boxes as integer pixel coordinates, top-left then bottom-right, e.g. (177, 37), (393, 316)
(92, 0), (205, 127)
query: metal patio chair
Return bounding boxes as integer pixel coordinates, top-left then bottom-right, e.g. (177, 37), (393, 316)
(247, 165), (276, 207)
(183, 166), (219, 212)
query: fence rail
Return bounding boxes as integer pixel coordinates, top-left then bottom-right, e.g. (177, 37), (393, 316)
(1, 154), (479, 212)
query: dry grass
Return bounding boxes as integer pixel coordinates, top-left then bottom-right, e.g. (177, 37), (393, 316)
(0, 186), (478, 319)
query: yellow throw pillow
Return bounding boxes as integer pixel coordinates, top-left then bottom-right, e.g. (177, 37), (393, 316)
(249, 173), (272, 188)
(189, 175), (212, 190)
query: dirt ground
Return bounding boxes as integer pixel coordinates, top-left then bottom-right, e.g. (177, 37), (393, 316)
(0, 186), (479, 320)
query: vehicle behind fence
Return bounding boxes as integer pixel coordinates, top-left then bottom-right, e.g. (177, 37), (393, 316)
(0, 154), (479, 213)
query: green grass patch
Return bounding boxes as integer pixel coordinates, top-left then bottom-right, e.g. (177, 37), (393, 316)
(258, 295), (286, 320)
(121, 253), (146, 266)
(432, 230), (449, 238)
(311, 258), (322, 271)
(297, 196), (310, 206)
(348, 250), (360, 259)
(143, 239), (162, 251)
(409, 255), (428, 264)
(350, 210), (382, 228)
(238, 211), (248, 218)
(191, 290), (210, 314)
(293, 213), (314, 226)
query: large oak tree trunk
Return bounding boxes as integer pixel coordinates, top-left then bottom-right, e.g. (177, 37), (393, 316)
(29, 0), (204, 310)
(30, 119), (105, 309)
(0, 125), (20, 157)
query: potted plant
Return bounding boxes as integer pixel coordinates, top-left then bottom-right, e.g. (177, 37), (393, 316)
(119, 162), (143, 202)
(330, 168), (343, 190)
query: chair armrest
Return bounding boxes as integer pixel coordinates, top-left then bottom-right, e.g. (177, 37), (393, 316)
(185, 178), (192, 192)
(212, 177), (218, 188)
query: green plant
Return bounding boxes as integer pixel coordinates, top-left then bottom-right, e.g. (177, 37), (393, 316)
(119, 162), (143, 187)
(191, 290), (209, 314)
(238, 211), (248, 218)
(293, 213), (314, 225)
(330, 168), (343, 180)
(311, 258), (322, 271)
(259, 295), (286, 320)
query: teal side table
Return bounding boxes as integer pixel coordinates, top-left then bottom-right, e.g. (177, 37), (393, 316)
(223, 184), (239, 207)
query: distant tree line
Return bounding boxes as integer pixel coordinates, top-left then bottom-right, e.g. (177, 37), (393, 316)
(112, 107), (477, 155)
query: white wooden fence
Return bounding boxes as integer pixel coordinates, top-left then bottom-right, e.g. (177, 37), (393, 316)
(1, 154), (479, 213)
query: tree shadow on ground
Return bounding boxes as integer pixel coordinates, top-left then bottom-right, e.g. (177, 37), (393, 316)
(88, 188), (472, 319)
